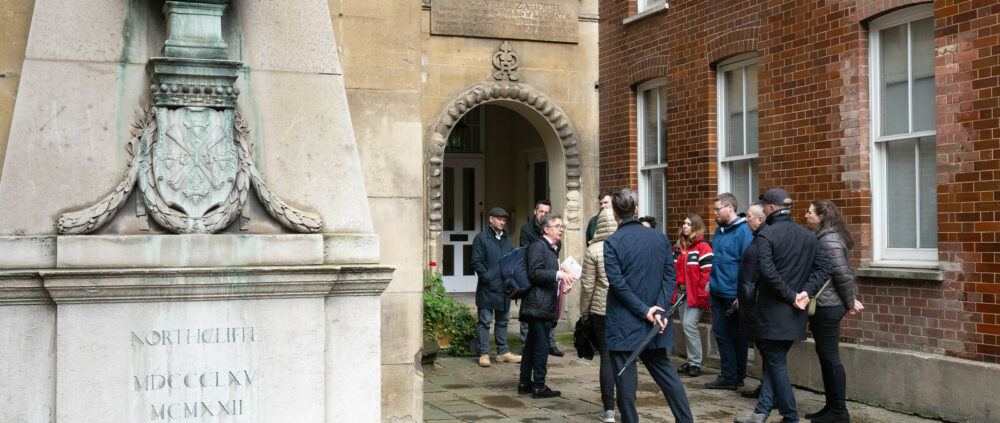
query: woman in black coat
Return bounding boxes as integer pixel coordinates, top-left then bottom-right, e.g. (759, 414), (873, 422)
(804, 200), (865, 423)
(518, 213), (575, 399)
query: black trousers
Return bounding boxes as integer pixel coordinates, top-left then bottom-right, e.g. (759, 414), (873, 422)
(592, 315), (615, 411)
(519, 317), (553, 389)
(611, 348), (693, 423)
(810, 306), (849, 411)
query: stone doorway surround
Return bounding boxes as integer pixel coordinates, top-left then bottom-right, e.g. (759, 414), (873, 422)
(424, 80), (584, 263)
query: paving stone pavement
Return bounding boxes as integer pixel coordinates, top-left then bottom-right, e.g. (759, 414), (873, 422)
(423, 343), (943, 423)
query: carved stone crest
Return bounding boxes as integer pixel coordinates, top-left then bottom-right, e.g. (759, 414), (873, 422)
(492, 41), (521, 82)
(56, 0), (321, 235)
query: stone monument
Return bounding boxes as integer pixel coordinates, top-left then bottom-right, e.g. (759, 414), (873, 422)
(0, 0), (391, 421)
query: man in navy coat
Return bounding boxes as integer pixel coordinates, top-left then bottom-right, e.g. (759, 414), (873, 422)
(603, 188), (693, 423)
(471, 207), (520, 367)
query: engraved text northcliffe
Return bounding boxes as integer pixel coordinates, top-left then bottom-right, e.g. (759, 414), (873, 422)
(131, 327), (256, 346)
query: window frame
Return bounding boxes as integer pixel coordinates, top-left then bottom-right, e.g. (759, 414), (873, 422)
(868, 4), (938, 266)
(636, 78), (668, 232)
(716, 53), (759, 213)
(637, 0), (666, 14)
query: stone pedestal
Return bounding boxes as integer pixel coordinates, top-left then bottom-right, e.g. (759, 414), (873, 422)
(0, 1), (393, 421)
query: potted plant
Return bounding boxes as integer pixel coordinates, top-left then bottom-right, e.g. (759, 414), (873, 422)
(423, 262), (477, 357)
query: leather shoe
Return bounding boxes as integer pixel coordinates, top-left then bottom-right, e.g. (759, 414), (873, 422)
(517, 383), (532, 395)
(677, 363), (691, 373)
(688, 365), (701, 377)
(531, 385), (561, 398)
(705, 378), (741, 390)
(496, 352), (522, 363)
(549, 347), (564, 357)
(741, 385), (761, 398)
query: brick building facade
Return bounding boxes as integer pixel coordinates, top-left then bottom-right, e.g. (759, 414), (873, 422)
(597, 0), (1000, 376)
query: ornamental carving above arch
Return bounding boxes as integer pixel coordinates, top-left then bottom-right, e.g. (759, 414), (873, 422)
(424, 80), (583, 233)
(426, 41), (583, 235)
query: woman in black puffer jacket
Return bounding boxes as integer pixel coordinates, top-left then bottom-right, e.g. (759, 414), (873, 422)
(804, 200), (865, 423)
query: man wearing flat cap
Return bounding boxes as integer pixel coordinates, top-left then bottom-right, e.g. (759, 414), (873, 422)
(471, 207), (521, 367)
(735, 188), (831, 423)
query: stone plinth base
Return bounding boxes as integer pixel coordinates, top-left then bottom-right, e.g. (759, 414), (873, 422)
(0, 263), (392, 423)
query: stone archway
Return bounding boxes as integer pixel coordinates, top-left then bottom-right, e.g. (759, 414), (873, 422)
(425, 80), (583, 255)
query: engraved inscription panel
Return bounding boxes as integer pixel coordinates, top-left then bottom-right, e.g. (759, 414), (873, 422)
(131, 327), (257, 421)
(431, 0), (579, 43)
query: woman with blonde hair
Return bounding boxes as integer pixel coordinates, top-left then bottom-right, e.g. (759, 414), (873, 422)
(672, 213), (713, 377)
(804, 200), (864, 423)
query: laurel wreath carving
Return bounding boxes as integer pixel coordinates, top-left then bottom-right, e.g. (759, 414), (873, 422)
(234, 112), (323, 233)
(57, 106), (322, 234)
(56, 106), (152, 234)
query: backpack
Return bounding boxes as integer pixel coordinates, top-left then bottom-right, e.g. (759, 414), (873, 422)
(499, 247), (531, 299)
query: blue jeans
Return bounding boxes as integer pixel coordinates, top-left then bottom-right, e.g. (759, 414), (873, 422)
(477, 307), (510, 355)
(710, 295), (747, 382)
(756, 339), (797, 421)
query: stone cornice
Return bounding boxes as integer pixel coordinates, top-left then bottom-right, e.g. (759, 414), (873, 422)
(0, 270), (52, 305)
(31, 265), (393, 304)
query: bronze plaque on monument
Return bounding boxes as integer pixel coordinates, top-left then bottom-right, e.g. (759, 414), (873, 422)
(431, 0), (579, 44)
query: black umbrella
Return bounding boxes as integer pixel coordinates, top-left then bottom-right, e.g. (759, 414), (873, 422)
(617, 292), (687, 377)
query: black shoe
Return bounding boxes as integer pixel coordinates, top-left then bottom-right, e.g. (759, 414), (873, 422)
(704, 378), (741, 390)
(678, 363), (691, 373)
(531, 385), (561, 398)
(810, 409), (850, 423)
(549, 347), (564, 357)
(688, 365), (701, 377)
(741, 385), (761, 398)
(804, 405), (830, 419)
(517, 383), (532, 395)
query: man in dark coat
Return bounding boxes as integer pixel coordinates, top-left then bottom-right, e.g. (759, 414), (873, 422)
(471, 207), (520, 367)
(603, 188), (693, 423)
(518, 200), (564, 357)
(736, 201), (767, 399)
(735, 188), (832, 423)
(518, 213), (575, 398)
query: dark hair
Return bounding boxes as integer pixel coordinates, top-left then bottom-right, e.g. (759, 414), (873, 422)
(611, 188), (637, 220)
(638, 216), (658, 229)
(539, 213), (563, 230)
(598, 191), (613, 201)
(714, 192), (738, 211)
(534, 200), (551, 211)
(811, 199), (854, 249)
(675, 213), (705, 247)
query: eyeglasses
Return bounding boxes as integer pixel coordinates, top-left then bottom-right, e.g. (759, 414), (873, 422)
(713, 205), (732, 213)
(547, 224), (565, 229)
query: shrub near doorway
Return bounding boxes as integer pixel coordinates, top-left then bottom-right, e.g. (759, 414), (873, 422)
(423, 263), (477, 356)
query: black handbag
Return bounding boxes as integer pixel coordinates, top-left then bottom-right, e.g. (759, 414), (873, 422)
(574, 315), (595, 359)
(574, 283), (599, 360)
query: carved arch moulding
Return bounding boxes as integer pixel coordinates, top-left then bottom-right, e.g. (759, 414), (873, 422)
(426, 90), (583, 235)
(426, 41), (583, 237)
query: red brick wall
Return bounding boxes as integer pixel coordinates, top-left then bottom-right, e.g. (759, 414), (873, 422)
(598, 0), (1000, 362)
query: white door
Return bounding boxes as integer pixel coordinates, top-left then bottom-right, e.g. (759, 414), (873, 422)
(441, 157), (485, 292)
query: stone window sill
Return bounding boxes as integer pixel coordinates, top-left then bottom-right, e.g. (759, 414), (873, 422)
(856, 265), (944, 281)
(624, 1), (668, 25)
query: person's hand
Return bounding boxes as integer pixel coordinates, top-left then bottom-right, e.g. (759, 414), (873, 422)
(646, 306), (667, 333)
(557, 271), (577, 285)
(850, 299), (864, 315)
(561, 281), (574, 294)
(733, 298), (739, 309)
(793, 292), (809, 310)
